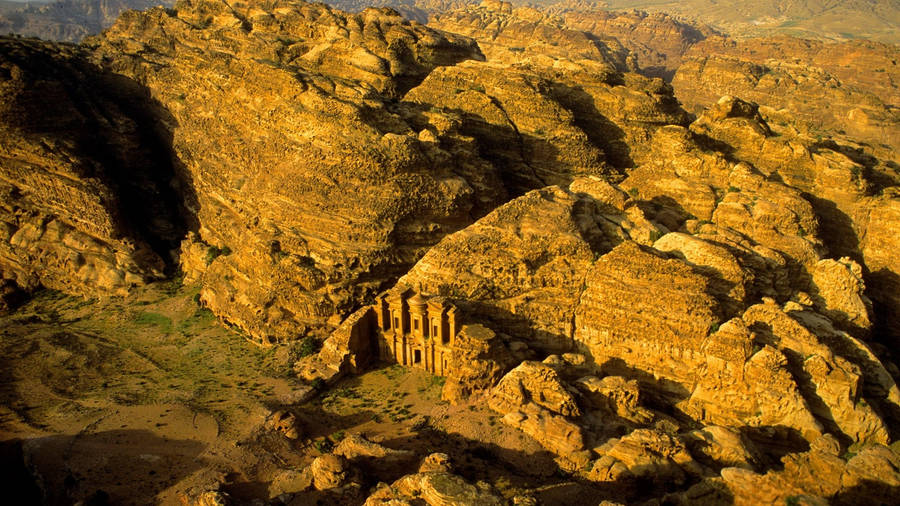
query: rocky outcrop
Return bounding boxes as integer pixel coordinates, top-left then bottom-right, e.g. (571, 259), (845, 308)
(810, 258), (873, 333)
(394, 97), (899, 448)
(858, 192), (900, 344)
(588, 429), (702, 492)
(674, 37), (900, 164)
(686, 96), (900, 345)
(0, 37), (174, 299)
(79, 0), (496, 341)
(310, 454), (351, 491)
(0, 0), (176, 43)
(441, 323), (518, 404)
(425, 2), (690, 172)
(575, 375), (653, 425)
(712, 439), (900, 505)
(266, 410), (301, 439)
(488, 361), (589, 468)
(295, 306), (376, 387)
(364, 470), (505, 505)
(429, 1), (633, 70)
(399, 185), (615, 352)
(685, 425), (760, 470)
(574, 240), (722, 387)
(600, 0), (900, 43)
(555, 7), (714, 80)
(489, 361), (581, 417)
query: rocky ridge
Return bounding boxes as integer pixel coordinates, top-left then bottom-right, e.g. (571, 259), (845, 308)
(673, 35), (900, 166)
(1, 0), (899, 504)
(0, 0), (175, 42)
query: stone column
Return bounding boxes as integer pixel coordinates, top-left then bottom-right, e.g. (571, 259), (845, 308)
(374, 293), (389, 331)
(447, 307), (458, 345)
(427, 298), (446, 344)
(408, 293), (427, 340)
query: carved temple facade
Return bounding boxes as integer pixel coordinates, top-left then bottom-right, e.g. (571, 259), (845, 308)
(373, 289), (459, 376)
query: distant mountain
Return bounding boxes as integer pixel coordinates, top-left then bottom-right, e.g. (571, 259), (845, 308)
(598, 0), (900, 43)
(0, 0), (173, 42)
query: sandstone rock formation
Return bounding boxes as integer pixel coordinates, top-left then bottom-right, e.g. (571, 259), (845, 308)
(393, 91), (900, 458)
(0, 37), (171, 299)
(80, 0), (501, 341)
(488, 363), (589, 469)
(440, 323), (518, 403)
(601, 0), (900, 43)
(295, 306), (376, 386)
(0, 0), (176, 43)
(399, 185), (615, 352)
(266, 409), (302, 439)
(425, 3), (690, 170)
(364, 470), (505, 505)
(709, 439), (900, 505)
(589, 428), (702, 493)
(2, 0), (900, 503)
(674, 36), (900, 163)
(552, 6), (714, 80)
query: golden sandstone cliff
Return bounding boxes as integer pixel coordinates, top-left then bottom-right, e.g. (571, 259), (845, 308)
(2, 0), (900, 504)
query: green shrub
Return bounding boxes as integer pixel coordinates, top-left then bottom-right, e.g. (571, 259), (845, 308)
(205, 245), (232, 264)
(297, 336), (321, 358)
(134, 312), (173, 334)
(314, 438), (333, 453)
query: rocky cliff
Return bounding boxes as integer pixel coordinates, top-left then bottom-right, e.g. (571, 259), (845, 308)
(2, 0), (696, 339)
(2, 0), (900, 503)
(673, 36), (900, 166)
(0, 37), (176, 299)
(0, 0), (174, 42)
(601, 0), (900, 44)
(81, 0), (505, 341)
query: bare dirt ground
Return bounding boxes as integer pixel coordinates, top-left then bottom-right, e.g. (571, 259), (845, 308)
(0, 281), (588, 505)
(0, 281), (304, 504)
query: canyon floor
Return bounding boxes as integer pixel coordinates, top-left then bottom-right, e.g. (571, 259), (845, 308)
(0, 282), (579, 504)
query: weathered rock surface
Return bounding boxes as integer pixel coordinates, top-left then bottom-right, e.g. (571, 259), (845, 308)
(363, 470), (505, 505)
(487, 361), (588, 467)
(685, 425), (760, 470)
(588, 429), (702, 492)
(77, 0), (498, 341)
(399, 185), (619, 352)
(0, 0), (176, 43)
(425, 2), (691, 171)
(429, 1), (633, 71)
(674, 37), (900, 167)
(441, 323), (517, 404)
(489, 361), (580, 418)
(310, 453), (350, 491)
(418, 452), (452, 473)
(0, 37), (172, 299)
(295, 306), (376, 386)
(575, 375), (653, 425)
(708, 439), (900, 506)
(266, 409), (302, 439)
(601, 0), (900, 44)
(555, 6), (714, 80)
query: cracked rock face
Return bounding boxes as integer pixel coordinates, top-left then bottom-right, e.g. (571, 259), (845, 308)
(399, 184), (616, 352)
(0, 38), (170, 298)
(80, 0), (496, 341)
(3, 1), (900, 503)
(394, 97), (900, 464)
